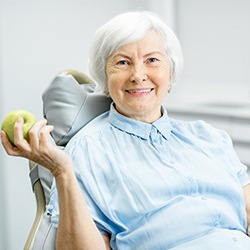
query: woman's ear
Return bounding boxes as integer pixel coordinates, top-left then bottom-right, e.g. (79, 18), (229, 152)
(167, 84), (172, 93)
(104, 83), (110, 96)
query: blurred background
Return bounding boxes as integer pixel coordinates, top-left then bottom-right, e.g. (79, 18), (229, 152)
(0, 0), (249, 249)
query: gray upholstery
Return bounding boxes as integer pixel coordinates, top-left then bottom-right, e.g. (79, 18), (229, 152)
(26, 70), (112, 249)
(29, 163), (53, 207)
(30, 211), (56, 250)
(42, 73), (112, 146)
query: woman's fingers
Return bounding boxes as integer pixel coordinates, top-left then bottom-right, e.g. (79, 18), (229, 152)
(13, 117), (30, 151)
(1, 119), (71, 177)
(37, 124), (54, 147)
(1, 118), (72, 177)
(1, 118), (54, 157)
(0, 130), (22, 156)
(28, 119), (53, 148)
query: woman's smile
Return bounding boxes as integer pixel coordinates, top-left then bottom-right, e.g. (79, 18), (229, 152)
(125, 87), (154, 95)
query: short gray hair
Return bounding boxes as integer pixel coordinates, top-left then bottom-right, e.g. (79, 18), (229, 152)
(89, 11), (183, 91)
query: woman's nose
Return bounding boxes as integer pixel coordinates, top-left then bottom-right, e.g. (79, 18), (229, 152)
(129, 64), (148, 84)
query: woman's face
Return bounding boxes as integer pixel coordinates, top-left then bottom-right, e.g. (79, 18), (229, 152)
(106, 30), (171, 123)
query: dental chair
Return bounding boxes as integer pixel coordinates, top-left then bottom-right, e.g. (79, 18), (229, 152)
(24, 69), (112, 250)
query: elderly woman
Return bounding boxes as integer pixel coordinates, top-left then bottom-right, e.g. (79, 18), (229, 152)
(1, 11), (250, 250)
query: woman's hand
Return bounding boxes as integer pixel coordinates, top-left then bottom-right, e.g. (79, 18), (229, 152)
(1, 117), (72, 178)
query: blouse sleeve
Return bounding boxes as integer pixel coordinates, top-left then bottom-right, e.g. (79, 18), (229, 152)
(46, 138), (113, 236)
(221, 130), (250, 187)
(196, 120), (250, 187)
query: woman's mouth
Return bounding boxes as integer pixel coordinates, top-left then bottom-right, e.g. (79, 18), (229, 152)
(126, 88), (154, 94)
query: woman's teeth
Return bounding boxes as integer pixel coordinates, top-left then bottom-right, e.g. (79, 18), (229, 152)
(128, 88), (153, 93)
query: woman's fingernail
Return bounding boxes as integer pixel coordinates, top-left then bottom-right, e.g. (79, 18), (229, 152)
(16, 117), (23, 122)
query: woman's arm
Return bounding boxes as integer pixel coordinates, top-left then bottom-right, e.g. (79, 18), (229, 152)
(244, 183), (250, 236)
(55, 166), (111, 249)
(1, 118), (110, 249)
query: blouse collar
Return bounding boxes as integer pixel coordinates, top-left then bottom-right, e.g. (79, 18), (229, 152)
(108, 103), (171, 140)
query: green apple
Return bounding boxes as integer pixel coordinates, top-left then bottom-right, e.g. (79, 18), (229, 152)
(1, 110), (37, 145)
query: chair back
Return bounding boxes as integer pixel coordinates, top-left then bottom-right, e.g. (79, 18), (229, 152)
(24, 70), (112, 249)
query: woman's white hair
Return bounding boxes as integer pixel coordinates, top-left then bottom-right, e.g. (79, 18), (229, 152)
(89, 11), (183, 91)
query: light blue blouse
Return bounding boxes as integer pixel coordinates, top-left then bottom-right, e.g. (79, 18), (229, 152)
(47, 104), (250, 249)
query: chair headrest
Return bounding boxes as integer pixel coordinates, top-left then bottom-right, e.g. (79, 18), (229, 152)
(42, 70), (112, 146)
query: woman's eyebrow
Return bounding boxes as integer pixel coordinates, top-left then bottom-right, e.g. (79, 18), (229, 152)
(144, 51), (164, 57)
(113, 53), (131, 60)
(114, 51), (163, 57)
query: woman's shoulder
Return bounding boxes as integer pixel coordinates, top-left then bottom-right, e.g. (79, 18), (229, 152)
(169, 117), (231, 143)
(66, 111), (111, 147)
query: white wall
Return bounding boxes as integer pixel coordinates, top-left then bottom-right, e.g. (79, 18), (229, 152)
(0, 1), (174, 249)
(175, 0), (250, 89)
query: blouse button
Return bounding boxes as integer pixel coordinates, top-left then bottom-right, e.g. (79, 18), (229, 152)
(188, 176), (194, 182)
(232, 237), (238, 242)
(214, 221), (220, 227)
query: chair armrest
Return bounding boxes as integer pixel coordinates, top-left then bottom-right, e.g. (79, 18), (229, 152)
(24, 161), (46, 250)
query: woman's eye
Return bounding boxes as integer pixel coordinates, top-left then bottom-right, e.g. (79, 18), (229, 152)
(117, 60), (128, 65)
(147, 58), (158, 63)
